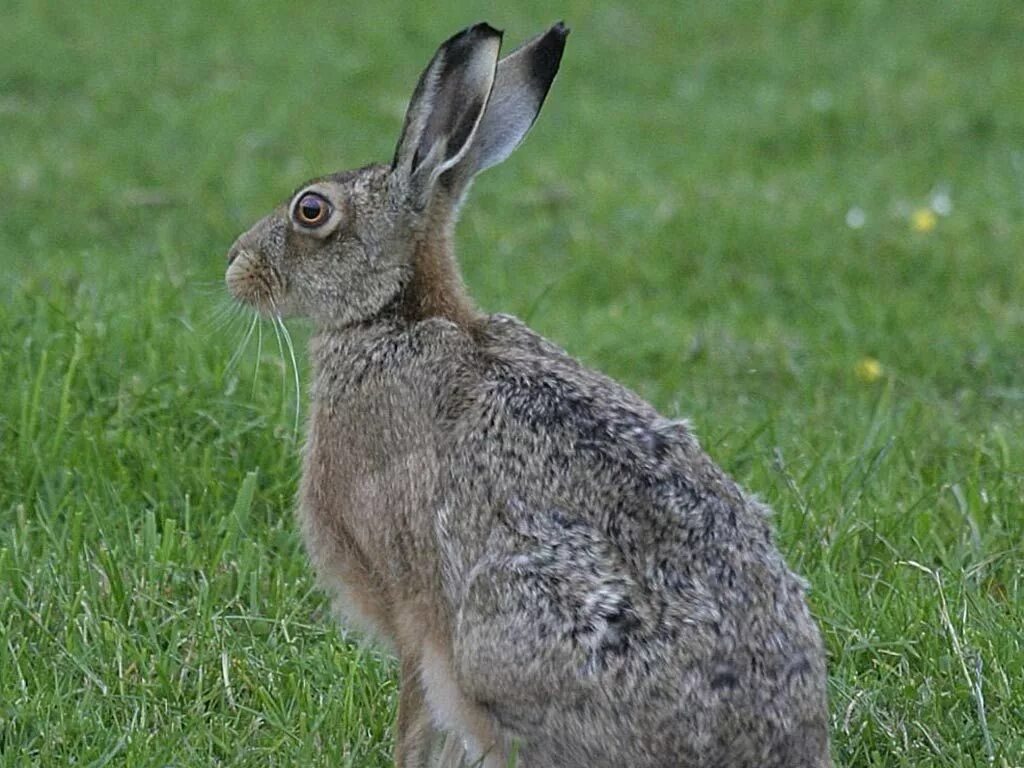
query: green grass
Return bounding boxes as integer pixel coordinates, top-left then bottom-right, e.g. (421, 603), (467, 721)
(2, 1), (1023, 765)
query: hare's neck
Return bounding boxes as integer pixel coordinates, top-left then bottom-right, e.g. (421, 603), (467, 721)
(401, 231), (481, 329)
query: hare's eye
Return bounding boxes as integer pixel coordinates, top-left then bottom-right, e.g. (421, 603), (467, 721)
(294, 193), (331, 228)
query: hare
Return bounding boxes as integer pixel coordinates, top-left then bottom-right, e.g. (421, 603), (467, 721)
(225, 22), (832, 768)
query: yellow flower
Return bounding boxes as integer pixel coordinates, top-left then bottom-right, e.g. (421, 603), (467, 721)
(854, 357), (883, 383)
(911, 207), (937, 233)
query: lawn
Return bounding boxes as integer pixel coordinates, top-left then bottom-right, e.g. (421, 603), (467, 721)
(2, 1), (1022, 765)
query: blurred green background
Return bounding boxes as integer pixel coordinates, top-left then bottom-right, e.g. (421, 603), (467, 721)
(2, 1), (1022, 765)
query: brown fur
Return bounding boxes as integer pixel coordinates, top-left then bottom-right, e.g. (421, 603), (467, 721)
(225, 23), (832, 768)
(401, 218), (481, 329)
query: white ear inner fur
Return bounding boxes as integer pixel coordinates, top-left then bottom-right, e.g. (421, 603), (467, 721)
(289, 184), (345, 239)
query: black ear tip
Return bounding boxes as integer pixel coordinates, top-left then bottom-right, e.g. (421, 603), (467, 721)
(532, 23), (569, 72)
(468, 21), (503, 39)
(541, 22), (569, 60)
(442, 22), (502, 54)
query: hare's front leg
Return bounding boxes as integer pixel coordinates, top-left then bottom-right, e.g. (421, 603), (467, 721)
(394, 657), (436, 768)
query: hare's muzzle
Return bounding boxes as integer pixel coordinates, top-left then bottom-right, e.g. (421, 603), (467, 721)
(224, 245), (258, 305)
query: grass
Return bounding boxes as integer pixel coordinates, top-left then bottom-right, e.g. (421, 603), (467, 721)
(2, 0), (1023, 765)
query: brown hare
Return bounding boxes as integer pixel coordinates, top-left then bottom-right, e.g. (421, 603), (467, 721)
(225, 22), (832, 768)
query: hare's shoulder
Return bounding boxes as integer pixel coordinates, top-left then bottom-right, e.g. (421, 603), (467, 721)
(477, 313), (659, 417)
(474, 313), (707, 480)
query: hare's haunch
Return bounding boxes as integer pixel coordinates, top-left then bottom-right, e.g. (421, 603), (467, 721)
(226, 22), (832, 768)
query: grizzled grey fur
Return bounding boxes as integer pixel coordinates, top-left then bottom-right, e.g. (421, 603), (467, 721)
(225, 21), (832, 768)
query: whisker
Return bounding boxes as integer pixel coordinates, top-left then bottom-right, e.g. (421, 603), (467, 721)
(252, 318), (264, 395)
(205, 304), (242, 337)
(191, 280), (240, 302)
(199, 293), (248, 339)
(204, 295), (234, 320)
(268, 309), (288, 406)
(222, 313), (246, 340)
(277, 314), (302, 439)
(225, 312), (258, 379)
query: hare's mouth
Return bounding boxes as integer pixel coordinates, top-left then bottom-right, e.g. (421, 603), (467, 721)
(225, 250), (282, 316)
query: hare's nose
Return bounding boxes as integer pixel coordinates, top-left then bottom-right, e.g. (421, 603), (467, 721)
(226, 242), (243, 266)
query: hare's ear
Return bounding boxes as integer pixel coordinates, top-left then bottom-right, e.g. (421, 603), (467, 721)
(471, 22), (569, 175)
(392, 23), (502, 205)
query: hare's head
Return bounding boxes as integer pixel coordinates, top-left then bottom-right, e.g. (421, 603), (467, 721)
(226, 22), (567, 329)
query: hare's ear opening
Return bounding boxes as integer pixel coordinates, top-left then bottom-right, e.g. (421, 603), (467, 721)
(392, 23), (502, 206)
(471, 22), (569, 175)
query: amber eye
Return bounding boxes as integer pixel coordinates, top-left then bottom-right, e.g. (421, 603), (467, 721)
(293, 192), (331, 227)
